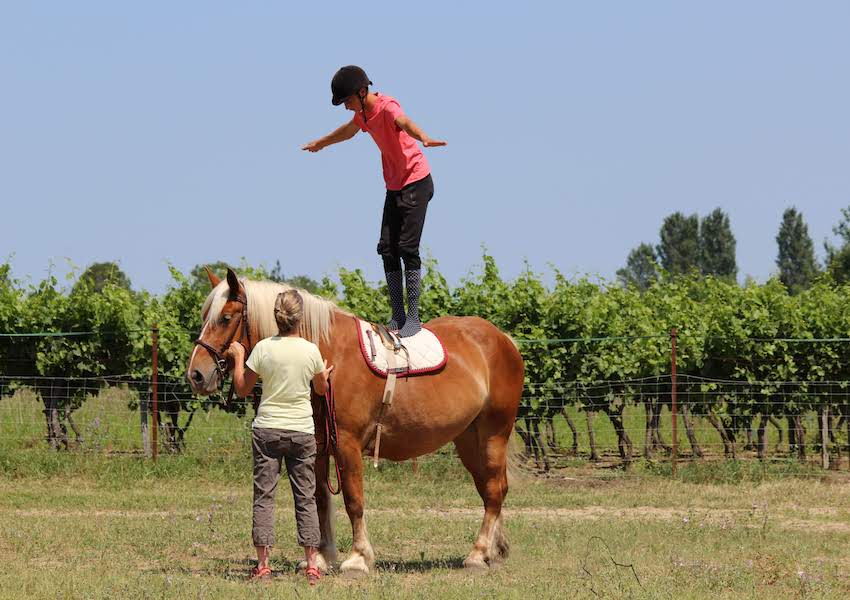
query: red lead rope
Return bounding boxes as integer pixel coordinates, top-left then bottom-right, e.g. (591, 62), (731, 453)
(323, 379), (342, 495)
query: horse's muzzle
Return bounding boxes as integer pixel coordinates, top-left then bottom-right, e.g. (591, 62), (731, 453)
(186, 367), (221, 395)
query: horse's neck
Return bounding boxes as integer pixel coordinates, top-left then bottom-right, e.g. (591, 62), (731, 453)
(318, 310), (351, 360)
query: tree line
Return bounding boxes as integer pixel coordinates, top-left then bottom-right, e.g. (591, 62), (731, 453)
(616, 206), (848, 295)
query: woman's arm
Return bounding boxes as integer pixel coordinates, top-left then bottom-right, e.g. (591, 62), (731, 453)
(394, 115), (447, 147)
(312, 359), (334, 396)
(226, 342), (259, 397)
(302, 120), (360, 152)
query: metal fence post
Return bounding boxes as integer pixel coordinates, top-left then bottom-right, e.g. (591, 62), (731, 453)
(152, 323), (159, 462)
(671, 328), (678, 477)
(141, 393), (151, 459)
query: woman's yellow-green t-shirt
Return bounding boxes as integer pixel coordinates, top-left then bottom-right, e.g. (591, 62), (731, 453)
(245, 336), (323, 434)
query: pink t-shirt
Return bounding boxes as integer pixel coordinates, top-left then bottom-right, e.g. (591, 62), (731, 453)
(352, 94), (430, 191)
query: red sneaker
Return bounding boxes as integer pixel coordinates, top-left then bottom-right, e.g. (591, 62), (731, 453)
(249, 565), (272, 582)
(305, 566), (321, 586)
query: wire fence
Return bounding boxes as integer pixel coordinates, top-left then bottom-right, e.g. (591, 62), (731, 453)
(3, 326), (850, 472)
(2, 373), (848, 472)
(515, 374), (850, 472)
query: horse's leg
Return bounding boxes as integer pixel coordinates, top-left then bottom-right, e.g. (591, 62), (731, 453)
(453, 423), (509, 570)
(336, 435), (375, 577)
(308, 454), (338, 572)
(492, 514), (510, 561)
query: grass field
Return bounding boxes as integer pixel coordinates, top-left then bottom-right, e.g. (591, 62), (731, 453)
(1, 391), (850, 598)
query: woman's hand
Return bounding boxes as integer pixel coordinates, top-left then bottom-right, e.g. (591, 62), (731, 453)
(225, 341), (245, 362)
(225, 342), (257, 397)
(313, 360), (335, 395)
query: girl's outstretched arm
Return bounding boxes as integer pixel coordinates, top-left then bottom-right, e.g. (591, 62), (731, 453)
(302, 120), (360, 152)
(395, 115), (446, 147)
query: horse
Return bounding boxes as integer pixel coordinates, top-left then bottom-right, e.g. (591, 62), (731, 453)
(186, 268), (524, 575)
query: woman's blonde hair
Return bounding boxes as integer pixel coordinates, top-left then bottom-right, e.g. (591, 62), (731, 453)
(274, 289), (304, 335)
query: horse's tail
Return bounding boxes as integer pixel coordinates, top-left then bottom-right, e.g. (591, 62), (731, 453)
(501, 330), (530, 485)
(505, 424), (529, 486)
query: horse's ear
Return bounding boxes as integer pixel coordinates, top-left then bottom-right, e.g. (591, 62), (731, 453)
(205, 266), (221, 288)
(226, 268), (240, 296)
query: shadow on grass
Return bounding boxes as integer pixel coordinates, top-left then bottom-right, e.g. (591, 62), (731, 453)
(375, 557), (465, 572)
(153, 556), (304, 582)
(153, 555), (467, 580)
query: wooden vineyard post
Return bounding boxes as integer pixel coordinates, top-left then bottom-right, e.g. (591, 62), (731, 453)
(671, 328), (679, 477)
(152, 323), (159, 462)
(821, 406), (830, 470)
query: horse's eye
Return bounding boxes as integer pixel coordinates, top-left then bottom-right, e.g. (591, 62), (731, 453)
(222, 314), (232, 322)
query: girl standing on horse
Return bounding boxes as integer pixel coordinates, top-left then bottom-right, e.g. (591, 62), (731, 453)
(303, 65), (446, 337)
(226, 289), (334, 586)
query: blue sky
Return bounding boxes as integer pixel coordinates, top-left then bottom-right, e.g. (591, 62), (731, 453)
(2, 2), (848, 292)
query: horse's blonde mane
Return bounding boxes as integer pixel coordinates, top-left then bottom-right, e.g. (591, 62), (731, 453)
(201, 279), (349, 345)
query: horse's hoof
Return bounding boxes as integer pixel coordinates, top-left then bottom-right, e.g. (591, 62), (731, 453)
(463, 556), (489, 571)
(341, 568), (369, 579)
(340, 554), (370, 578)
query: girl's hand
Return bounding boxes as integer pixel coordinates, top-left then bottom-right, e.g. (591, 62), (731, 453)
(302, 140), (324, 152)
(422, 137), (447, 148)
(321, 359), (335, 379)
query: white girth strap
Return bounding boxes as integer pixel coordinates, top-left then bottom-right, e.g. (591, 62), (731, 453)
(373, 351), (398, 468)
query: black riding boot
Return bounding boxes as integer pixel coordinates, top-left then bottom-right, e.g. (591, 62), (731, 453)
(385, 270), (406, 331)
(398, 269), (422, 338)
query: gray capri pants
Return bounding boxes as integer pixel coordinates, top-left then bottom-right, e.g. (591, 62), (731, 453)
(251, 427), (320, 548)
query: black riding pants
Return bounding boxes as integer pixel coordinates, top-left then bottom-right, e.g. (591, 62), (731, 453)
(377, 174), (433, 272)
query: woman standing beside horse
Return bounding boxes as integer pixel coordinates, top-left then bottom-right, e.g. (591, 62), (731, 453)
(225, 289), (334, 586)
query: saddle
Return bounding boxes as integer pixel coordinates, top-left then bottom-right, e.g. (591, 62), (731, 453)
(356, 318), (447, 378)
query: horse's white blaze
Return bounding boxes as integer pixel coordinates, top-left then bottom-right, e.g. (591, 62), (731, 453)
(188, 319), (210, 369)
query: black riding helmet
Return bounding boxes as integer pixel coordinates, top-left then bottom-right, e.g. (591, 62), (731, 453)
(331, 65), (372, 106)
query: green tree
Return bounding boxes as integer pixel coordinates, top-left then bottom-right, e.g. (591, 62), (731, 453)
(0, 263), (24, 376)
(657, 212), (700, 276)
(830, 206), (850, 246)
(453, 252), (510, 327)
(189, 262), (234, 290)
(699, 208), (737, 280)
(616, 243), (659, 291)
(189, 261), (273, 291)
(73, 262), (132, 293)
(776, 207), (818, 294)
(419, 257), (455, 322)
(826, 206), (850, 283)
(334, 268), (388, 324)
(268, 260), (321, 294)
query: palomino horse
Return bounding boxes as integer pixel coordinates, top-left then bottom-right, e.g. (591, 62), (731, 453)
(187, 268), (524, 575)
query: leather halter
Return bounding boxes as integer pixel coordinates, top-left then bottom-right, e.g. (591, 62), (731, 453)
(194, 293), (253, 397)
